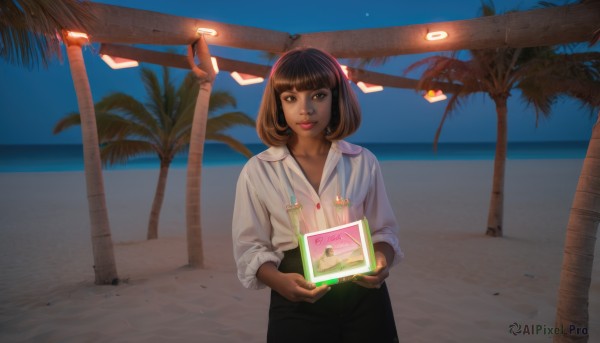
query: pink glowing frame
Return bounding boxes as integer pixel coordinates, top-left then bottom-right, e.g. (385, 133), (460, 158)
(298, 218), (376, 286)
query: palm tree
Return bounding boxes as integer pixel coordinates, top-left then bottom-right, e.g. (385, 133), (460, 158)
(405, 1), (600, 237)
(185, 37), (216, 268)
(54, 66), (255, 240)
(554, 29), (600, 343)
(554, 112), (599, 343)
(1, 0), (95, 69)
(2, 0), (118, 285)
(64, 33), (119, 285)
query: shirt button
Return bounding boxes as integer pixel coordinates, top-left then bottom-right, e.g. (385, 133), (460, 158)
(316, 203), (321, 210)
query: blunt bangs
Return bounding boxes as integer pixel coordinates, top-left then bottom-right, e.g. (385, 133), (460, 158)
(271, 50), (339, 94)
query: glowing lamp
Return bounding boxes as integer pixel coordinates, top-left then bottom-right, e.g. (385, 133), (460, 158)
(211, 57), (220, 74)
(197, 28), (218, 36)
(423, 90), (447, 103)
(340, 65), (349, 78)
(67, 31), (89, 39)
(101, 55), (139, 69)
(230, 72), (264, 85)
(426, 31), (448, 41)
(356, 81), (383, 93)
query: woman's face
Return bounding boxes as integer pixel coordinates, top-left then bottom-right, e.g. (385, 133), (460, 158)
(279, 87), (332, 141)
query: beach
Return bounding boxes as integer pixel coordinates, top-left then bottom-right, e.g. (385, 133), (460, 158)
(0, 158), (598, 342)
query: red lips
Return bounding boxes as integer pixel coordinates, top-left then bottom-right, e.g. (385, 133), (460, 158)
(298, 121), (316, 130)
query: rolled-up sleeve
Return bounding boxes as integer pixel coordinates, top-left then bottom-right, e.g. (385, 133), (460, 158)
(232, 165), (284, 289)
(363, 156), (404, 267)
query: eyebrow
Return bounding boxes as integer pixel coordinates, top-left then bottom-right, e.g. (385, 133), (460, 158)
(281, 88), (329, 94)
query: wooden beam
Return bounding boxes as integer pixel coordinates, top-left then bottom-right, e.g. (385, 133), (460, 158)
(99, 44), (271, 77)
(87, 2), (291, 52)
(292, 3), (600, 58)
(97, 44), (459, 93)
(82, 2), (600, 58)
(346, 67), (459, 93)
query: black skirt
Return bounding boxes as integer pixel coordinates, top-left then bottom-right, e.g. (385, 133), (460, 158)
(267, 247), (399, 343)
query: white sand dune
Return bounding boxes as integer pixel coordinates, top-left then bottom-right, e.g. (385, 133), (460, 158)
(0, 159), (598, 342)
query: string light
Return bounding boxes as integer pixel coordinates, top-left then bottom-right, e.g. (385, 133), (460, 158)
(356, 81), (383, 93)
(211, 57), (220, 74)
(67, 31), (89, 39)
(196, 28), (218, 36)
(426, 31), (448, 41)
(100, 55), (139, 69)
(230, 72), (264, 85)
(423, 90), (447, 103)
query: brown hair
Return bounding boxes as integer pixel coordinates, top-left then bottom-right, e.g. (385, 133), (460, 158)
(256, 48), (361, 146)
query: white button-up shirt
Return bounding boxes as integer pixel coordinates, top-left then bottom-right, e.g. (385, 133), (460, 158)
(232, 140), (403, 289)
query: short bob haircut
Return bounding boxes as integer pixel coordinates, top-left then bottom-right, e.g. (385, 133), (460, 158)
(256, 47), (361, 147)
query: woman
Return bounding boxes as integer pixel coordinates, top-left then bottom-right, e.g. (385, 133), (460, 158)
(232, 47), (403, 342)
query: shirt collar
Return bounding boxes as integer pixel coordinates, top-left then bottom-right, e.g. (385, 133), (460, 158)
(257, 140), (362, 162)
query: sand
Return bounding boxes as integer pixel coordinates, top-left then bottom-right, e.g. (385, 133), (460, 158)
(0, 159), (598, 342)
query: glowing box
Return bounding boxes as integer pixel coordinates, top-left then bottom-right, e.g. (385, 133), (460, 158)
(298, 218), (376, 286)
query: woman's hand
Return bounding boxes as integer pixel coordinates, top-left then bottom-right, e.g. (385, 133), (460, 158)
(272, 272), (330, 303)
(257, 262), (330, 303)
(353, 242), (394, 289)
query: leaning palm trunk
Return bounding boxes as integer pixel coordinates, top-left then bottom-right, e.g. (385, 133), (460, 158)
(486, 95), (509, 237)
(65, 36), (118, 284)
(186, 83), (211, 267)
(185, 36), (215, 268)
(147, 160), (171, 239)
(554, 114), (600, 343)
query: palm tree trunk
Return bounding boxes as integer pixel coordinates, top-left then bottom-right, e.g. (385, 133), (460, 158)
(147, 159), (170, 240)
(554, 114), (600, 343)
(486, 95), (508, 237)
(186, 81), (211, 268)
(185, 36), (215, 268)
(65, 37), (118, 284)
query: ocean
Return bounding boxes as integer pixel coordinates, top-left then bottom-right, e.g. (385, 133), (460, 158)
(0, 141), (588, 173)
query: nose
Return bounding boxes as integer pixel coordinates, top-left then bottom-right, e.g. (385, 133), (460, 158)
(300, 99), (314, 115)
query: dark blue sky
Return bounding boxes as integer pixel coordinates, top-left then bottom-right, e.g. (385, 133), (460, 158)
(0, 0), (597, 145)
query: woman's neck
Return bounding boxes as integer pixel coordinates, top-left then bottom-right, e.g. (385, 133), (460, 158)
(287, 135), (331, 158)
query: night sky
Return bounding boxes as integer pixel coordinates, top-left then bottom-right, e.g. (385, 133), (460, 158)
(1, 0), (597, 145)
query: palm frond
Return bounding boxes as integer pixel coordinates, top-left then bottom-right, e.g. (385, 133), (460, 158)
(160, 66), (177, 131)
(99, 140), (156, 166)
(55, 65), (256, 168)
(204, 133), (253, 158)
(479, 0), (496, 16)
(206, 111), (256, 133)
(169, 111), (193, 139)
(95, 93), (159, 131)
(52, 111), (81, 134)
(0, 0), (96, 69)
(432, 90), (484, 151)
(516, 51), (600, 117)
(209, 90), (237, 113)
(141, 67), (167, 122)
(408, 55), (485, 94)
(177, 72), (200, 99)
(95, 112), (162, 144)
